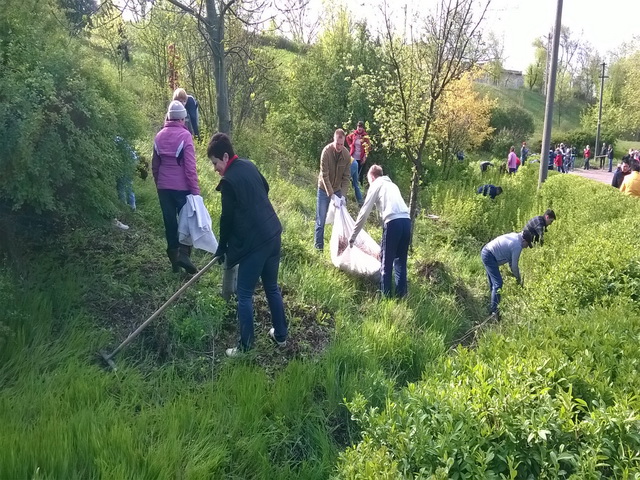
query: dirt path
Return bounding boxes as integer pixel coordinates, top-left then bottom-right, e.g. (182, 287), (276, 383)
(568, 167), (614, 185)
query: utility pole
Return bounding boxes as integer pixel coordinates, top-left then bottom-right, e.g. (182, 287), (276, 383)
(538, 0), (563, 188)
(543, 32), (551, 96)
(594, 62), (608, 169)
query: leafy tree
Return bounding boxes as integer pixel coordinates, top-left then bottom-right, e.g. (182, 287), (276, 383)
(483, 105), (535, 156)
(88, 3), (131, 82)
(0, 0), (145, 222)
(581, 50), (640, 140)
(57, 0), (98, 34)
(484, 32), (504, 86)
(431, 71), (495, 178)
(373, 0), (490, 236)
(267, 8), (381, 163)
(524, 43), (545, 92)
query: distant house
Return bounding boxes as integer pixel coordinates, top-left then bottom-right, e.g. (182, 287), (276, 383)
(476, 64), (524, 89)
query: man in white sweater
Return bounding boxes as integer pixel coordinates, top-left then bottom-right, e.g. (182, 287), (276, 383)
(480, 230), (533, 318)
(349, 165), (411, 297)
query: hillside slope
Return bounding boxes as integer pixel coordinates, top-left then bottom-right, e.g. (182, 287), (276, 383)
(477, 84), (586, 135)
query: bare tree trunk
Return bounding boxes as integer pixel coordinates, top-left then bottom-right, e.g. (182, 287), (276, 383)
(204, 0), (231, 134)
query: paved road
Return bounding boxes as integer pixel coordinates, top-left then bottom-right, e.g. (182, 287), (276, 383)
(568, 167), (613, 185)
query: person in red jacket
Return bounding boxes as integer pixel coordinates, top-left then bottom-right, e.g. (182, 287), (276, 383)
(583, 145), (591, 170)
(345, 121), (371, 205)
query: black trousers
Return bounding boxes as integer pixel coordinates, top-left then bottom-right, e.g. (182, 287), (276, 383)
(157, 189), (190, 249)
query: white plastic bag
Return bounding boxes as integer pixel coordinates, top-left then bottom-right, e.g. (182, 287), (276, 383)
(329, 204), (381, 276)
(178, 195), (219, 253)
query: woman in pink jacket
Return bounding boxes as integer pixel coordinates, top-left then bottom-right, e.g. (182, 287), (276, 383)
(507, 146), (518, 174)
(152, 100), (201, 273)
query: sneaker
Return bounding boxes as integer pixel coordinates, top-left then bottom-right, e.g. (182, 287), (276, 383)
(268, 328), (287, 348)
(225, 347), (241, 357)
(113, 219), (129, 230)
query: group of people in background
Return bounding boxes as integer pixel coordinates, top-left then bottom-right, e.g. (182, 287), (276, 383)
(547, 143), (577, 173)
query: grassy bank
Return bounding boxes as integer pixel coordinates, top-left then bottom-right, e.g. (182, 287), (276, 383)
(2, 138), (638, 478)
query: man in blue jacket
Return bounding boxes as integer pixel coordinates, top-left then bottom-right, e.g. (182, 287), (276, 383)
(481, 230), (533, 319)
(476, 184), (503, 199)
(208, 133), (287, 356)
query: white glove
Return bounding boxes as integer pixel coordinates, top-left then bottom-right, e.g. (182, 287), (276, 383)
(331, 194), (341, 208)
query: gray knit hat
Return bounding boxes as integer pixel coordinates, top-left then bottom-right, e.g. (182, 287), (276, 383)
(167, 100), (187, 120)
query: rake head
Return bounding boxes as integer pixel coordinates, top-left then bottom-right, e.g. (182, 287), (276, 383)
(98, 350), (118, 372)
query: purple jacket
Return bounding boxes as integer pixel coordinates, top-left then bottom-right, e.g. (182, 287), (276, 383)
(152, 121), (200, 194)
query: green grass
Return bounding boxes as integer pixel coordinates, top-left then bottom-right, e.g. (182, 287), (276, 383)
(477, 85), (585, 137)
(2, 132), (639, 478)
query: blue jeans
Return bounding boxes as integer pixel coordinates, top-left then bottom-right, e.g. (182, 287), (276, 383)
(157, 189), (190, 250)
(608, 158), (613, 172)
(237, 236), (287, 350)
(351, 160), (363, 205)
(117, 177), (136, 210)
(508, 168), (516, 174)
(481, 247), (502, 314)
(315, 188), (338, 249)
(381, 218), (411, 297)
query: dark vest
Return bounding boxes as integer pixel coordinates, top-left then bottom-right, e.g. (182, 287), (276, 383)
(216, 159), (282, 266)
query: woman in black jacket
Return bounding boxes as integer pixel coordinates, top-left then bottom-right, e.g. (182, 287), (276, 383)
(207, 133), (288, 356)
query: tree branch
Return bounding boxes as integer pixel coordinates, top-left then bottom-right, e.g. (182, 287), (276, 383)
(164, 0), (209, 25)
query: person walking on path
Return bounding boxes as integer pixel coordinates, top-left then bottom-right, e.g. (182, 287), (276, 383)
(620, 161), (640, 198)
(523, 209), (556, 246)
(507, 146), (518, 174)
(599, 143), (607, 170)
(554, 147), (565, 173)
(152, 100), (200, 274)
(349, 165), (411, 298)
(612, 160), (631, 189)
(208, 133), (287, 357)
(607, 144), (614, 172)
(480, 230), (533, 319)
(173, 88), (200, 139)
(583, 145), (591, 170)
(314, 129), (352, 250)
(345, 121), (371, 205)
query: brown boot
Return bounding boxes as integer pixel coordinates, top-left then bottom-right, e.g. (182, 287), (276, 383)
(166, 248), (181, 273)
(178, 244), (198, 274)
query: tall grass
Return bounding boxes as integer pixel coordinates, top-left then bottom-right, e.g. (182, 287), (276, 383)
(3, 130), (634, 478)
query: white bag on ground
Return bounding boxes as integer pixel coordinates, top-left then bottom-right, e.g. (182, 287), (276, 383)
(178, 195), (219, 253)
(329, 204), (381, 276)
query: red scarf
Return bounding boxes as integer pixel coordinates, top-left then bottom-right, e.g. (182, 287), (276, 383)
(222, 154), (239, 175)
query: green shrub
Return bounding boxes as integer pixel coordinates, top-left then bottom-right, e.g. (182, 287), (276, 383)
(338, 171), (640, 479)
(0, 0), (145, 222)
(482, 106), (535, 156)
(338, 307), (640, 479)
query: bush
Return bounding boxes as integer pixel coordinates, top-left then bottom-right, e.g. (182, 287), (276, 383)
(483, 106), (535, 156)
(337, 173), (640, 479)
(0, 0), (145, 222)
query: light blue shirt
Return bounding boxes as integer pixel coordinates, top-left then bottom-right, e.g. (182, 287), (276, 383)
(484, 232), (525, 284)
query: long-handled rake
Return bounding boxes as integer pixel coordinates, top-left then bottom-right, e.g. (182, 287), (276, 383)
(98, 255), (221, 371)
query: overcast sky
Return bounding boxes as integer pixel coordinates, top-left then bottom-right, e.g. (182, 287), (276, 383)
(338, 0), (640, 71)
